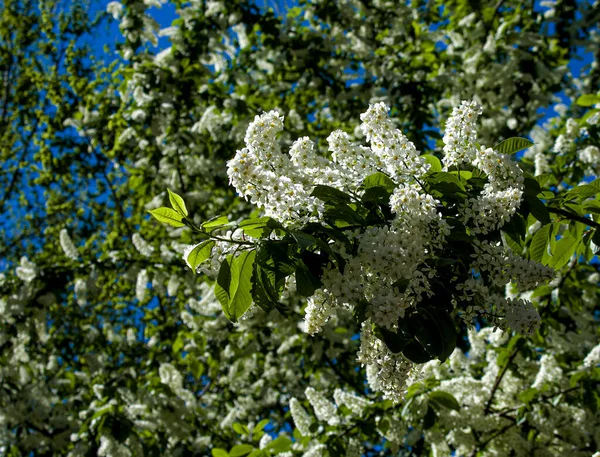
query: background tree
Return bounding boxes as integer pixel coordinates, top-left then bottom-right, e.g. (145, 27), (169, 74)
(0, 0), (598, 456)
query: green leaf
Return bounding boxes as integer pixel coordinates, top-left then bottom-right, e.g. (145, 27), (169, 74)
(583, 200), (600, 215)
(592, 229), (600, 254)
(295, 264), (322, 297)
(529, 223), (551, 263)
(185, 240), (215, 272)
(361, 172), (396, 192)
(215, 258), (232, 312)
(239, 217), (279, 238)
(221, 250), (257, 322)
(203, 215), (229, 230)
(230, 444), (254, 457)
(518, 388), (538, 404)
(576, 94), (600, 106)
(422, 405), (437, 430)
(589, 178), (600, 190)
(232, 423), (249, 435)
(290, 231), (318, 250)
(376, 325), (412, 354)
(402, 341), (433, 363)
(421, 155), (442, 172)
(172, 334), (184, 354)
(265, 436), (292, 452)
(251, 262), (281, 312)
(426, 172), (466, 199)
(323, 204), (364, 227)
(526, 196), (551, 225)
(311, 185), (352, 204)
(212, 449), (229, 457)
(523, 177), (542, 197)
(494, 137), (534, 155)
(247, 451), (266, 457)
(429, 391), (460, 411)
(501, 214), (526, 254)
(167, 189), (188, 217)
(255, 419), (270, 432)
(549, 235), (578, 269)
(419, 307), (458, 362)
(148, 207), (185, 227)
(361, 186), (392, 204)
(564, 185), (600, 202)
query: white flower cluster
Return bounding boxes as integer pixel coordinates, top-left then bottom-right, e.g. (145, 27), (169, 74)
(470, 240), (554, 291)
(305, 387), (339, 425)
(132, 233), (154, 257)
(59, 229), (79, 260)
(456, 240), (553, 334)
(226, 103), (431, 227)
(443, 100), (482, 169)
(357, 320), (421, 402)
(289, 397), (313, 436)
(443, 101), (525, 234)
(553, 118), (580, 154)
(222, 102), (551, 399)
(579, 145), (600, 175)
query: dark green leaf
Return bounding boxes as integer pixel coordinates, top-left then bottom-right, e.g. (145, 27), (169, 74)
(251, 263), (279, 312)
(518, 388), (538, 404)
(361, 186), (392, 204)
(422, 406), (437, 430)
(311, 185), (352, 204)
(291, 231), (318, 250)
(592, 230), (600, 254)
(377, 326), (412, 354)
(429, 391), (460, 411)
(215, 257), (232, 311)
(419, 307), (458, 362)
(295, 265), (322, 297)
(426, 172), (467, 199)
(323, 204), (364, 227)
(402, 340), (433, 363)
(529, 224), (551, 263)
(526, 196), (551, 225)
(523, 177), (542, 197)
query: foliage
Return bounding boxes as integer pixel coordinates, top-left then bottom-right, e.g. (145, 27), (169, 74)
(0, 0), (599, 456)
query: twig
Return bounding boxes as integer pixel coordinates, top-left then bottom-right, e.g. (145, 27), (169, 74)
(548, 207), (600, 230)
(484, 348), (518, 414)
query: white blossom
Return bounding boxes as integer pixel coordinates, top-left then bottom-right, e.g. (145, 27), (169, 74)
(136, 269), (148, 302)
(16, 257), (37, 283)
(59, 229), (79, 260)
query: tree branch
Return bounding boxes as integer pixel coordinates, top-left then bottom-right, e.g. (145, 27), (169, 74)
(548, 206), (600, 230)
(484, 348), (518, 414)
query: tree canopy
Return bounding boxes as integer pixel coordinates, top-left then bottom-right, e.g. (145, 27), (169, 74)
(0, 0), (599, 456)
